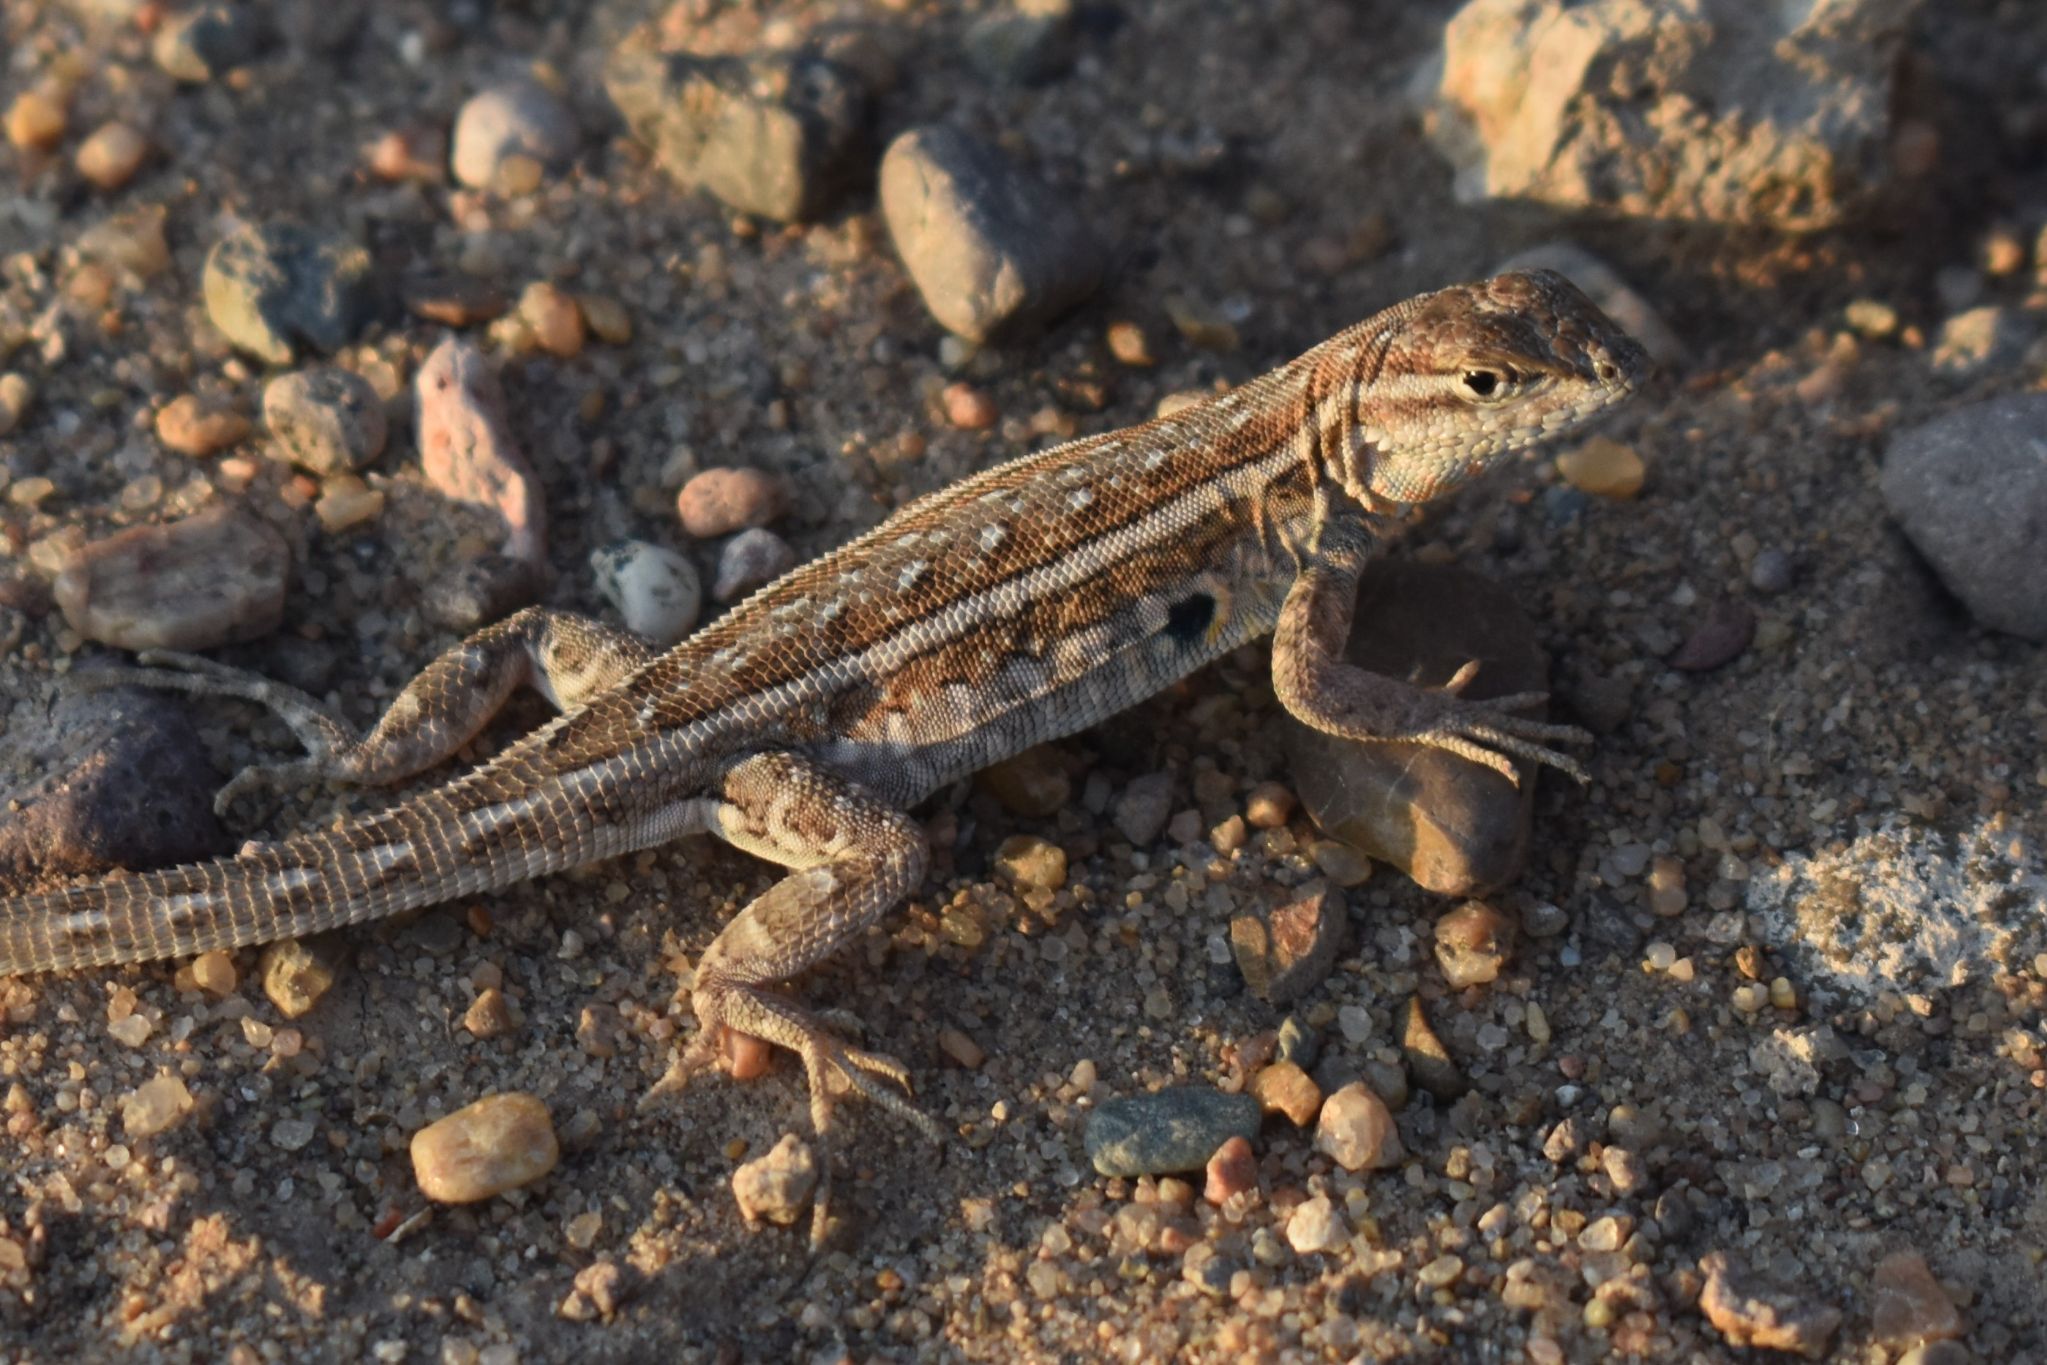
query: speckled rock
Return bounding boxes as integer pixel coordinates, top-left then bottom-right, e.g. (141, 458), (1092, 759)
(1283, 562), (1545, 896)
(53, 504), (290, 651)
(880, 124), (1103, 344)
(677, 466), (787, 539)
(451, 82), (578, 190)
(590, 539), (700, 646)
(262, 367), (387, 475)
(1882, 394), (2047, 640)
(605, 40), (869, 222)
(1085, 1088), (1260, 1177)
(0, 689), (224, 896)
(202, 222), (375, 366)
(411, 1093), (560, 1203)
(417, 338), (547, 572)
(154, 3), (268, 82)
(731, 1133), (820, 1227)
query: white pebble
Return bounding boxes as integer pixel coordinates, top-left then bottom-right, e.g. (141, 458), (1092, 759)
(590, 540), (701, 646)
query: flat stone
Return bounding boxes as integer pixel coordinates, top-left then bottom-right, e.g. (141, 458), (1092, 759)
(1230, 881), (1346, 1005)
(1314, 1082), (1403, 1172)
(1871, 1251), (1965, 1347)
(880, 124), (1103, 344)
(417, 338), (546, 572)
(53, 504), (290, 651)
(263, 367), (387, 476)
(590, 539), (701, 646)
(411, 1093), (560, 1203)
(1283, 562), (1543, 896)
(731, 1132), (820, 1227)
(1882, 394), (2047, 640)
(993, 834), (1066, 892)
(155, 394), (251, 458)
(1085, 1088), (1260, 1177)
(451, 82), (578, 191)
(1429, 0), (1919, 232)
(1698, 1250), (1843, 1357)
(0, 688), (224, 896)
(203, 222), (375, 366)
(605, 40), (869, 222)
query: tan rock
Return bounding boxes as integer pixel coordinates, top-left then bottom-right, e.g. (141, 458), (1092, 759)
(1314, 1082), (1403, 1172)
(1698, 1250), (1842, 1358)
(53, 504), (289, 651)
(411, 1093), (560, 1203)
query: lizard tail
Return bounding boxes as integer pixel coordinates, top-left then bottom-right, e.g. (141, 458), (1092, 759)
(0, 796), (521, 976)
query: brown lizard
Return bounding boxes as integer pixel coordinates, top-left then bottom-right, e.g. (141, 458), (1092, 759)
(0, 269), (1647, 1229)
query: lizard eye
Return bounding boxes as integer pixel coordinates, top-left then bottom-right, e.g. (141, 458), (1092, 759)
(1461, 369), (1501, 398)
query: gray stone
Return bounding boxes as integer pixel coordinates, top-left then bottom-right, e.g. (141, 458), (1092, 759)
(712, 527), (796, 603)
(1113, 772), (1174, 846)
(964, 0), (1076, 85)
(880, 125), (1103, 344)
(1085, 1087), (1260, 1177)
(1749, 548), (1795, 595)
(1282, 562), (1543, 897)
(604, 41), (868, 222)
(0, 688), (224, 896)
(1428, 0), (1920, 232)
(262, 366), (387, 475)
(1882, 395), (2047, 640)
(590, 539), (700, 645)
(153, 3), (268, 82)
(427, 554), (539, 634)
(203, 223), (375, 366)
(451, 82), (579, 190)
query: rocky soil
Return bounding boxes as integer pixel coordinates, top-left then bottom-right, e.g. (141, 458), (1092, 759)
(1, 0), (2043, 1361)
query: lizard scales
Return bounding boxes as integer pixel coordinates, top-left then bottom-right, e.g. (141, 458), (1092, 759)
(0, 270), (1647, 1160)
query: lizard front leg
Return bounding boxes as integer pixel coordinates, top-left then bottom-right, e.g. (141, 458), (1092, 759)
(1271, 535), (1590, 784)
(644, 750), (940, 1245)
(77, 606), (654, 815)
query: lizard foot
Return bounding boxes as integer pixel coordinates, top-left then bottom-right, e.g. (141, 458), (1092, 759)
(1412, 661), (1592, 786)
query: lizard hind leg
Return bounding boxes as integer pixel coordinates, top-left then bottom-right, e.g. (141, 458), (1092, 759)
(74, 608), (654, 818)
(654, 751), (941, 1246)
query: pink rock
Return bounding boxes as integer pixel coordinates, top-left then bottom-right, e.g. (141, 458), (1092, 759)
(1203, 1134), (1259, 1205)
(416, 338), (546, 571)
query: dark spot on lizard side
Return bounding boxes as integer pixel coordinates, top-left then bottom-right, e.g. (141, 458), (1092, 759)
(1164, 592), (1216, 645)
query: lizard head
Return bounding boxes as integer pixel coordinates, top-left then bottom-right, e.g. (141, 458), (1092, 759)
(1336, 268), (1650, 510)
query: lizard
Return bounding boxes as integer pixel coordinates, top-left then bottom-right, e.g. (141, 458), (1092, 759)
(0, 269), (1647, 1235)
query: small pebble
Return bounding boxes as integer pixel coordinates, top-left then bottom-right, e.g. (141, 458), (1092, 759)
(1249, 1061), (1321, 1127)
(0, 372), (35, 436)
(1314, 1082), (1403, 1172)
(109, 1013), (152, 1047)
(977, 746), (1071, 818)
(451, 82), (578, 191)
(463, 987), (517, 1040)
(411, 1093), (560, 1203)
(155, 394), (251, 457)
(263, 367), (387, 475)
(578, 295), (633, 346)
(153, 2), (265, 81)
(122, 1075), (194, 1139)
(712, 527), (796, 603)
(261, 937), (340, 1018)
(1556, 436), (1645, 499)
(938, 1026), (985, 1069)
(367, 127), (444, 183)
(518, 282), (585, 359)
(993, 834), (1066, 892)
(1669, 599), (1756, 671)
(1748, 548), (1794, 595)
(1230, 882), (1345, 1005)
(1203, 1134), (1259, 1204)
(1243, 781), (1295, 829)
(1284, 1195), (1346, 1255)
(943, 382), (998, 430)
(190, 950), (237, 996)
(590, 540), (701, 645)
(75, 122), (150, 190)
(5, 85), (67, 151)
(1106, 320), (1155, 366)
(1085, 1088), (1260, 1177)
(677, 467), (786, 538)
(1113, 773), (1174, 846)
(1403, 997), (1464, 1100)
(1871, 1251), (1965, 1348)
(1433, 901), (1515, 989)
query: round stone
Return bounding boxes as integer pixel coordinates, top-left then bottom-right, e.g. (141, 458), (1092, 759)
(589, 539), (701, 646)
(451, 82), (579, 190)
(75, 121), (150, 190)
(263, 366), (387, 475)
(411, 1093), (560, 1203)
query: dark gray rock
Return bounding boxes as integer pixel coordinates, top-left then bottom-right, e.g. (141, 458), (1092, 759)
(879, 125), (1103, 344)
(1282, 562), (1544, 897)
(0, 688), (225, 896)
(604, 41), (868, 223)
(964, 0), (1076, 84)
(203, 223), (376, 366)
(153, 3), (269, 82)
(1882, 394), (2047, 640)
(1668, 599), (1756, 672)
(262, 366), (387, 475)
(1085, 1087), (1260, 1177)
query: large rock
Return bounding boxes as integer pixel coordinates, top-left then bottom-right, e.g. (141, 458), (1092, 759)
(203, 222), (376, 366)
(1427, 0), (1921, 231)
(604, 40), (868, 222)
(881, 125), (1102, 344)
(53, 504), (291, 651)
(1881, 395), (2047, 641)
(1282, 562), (1546, 896)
